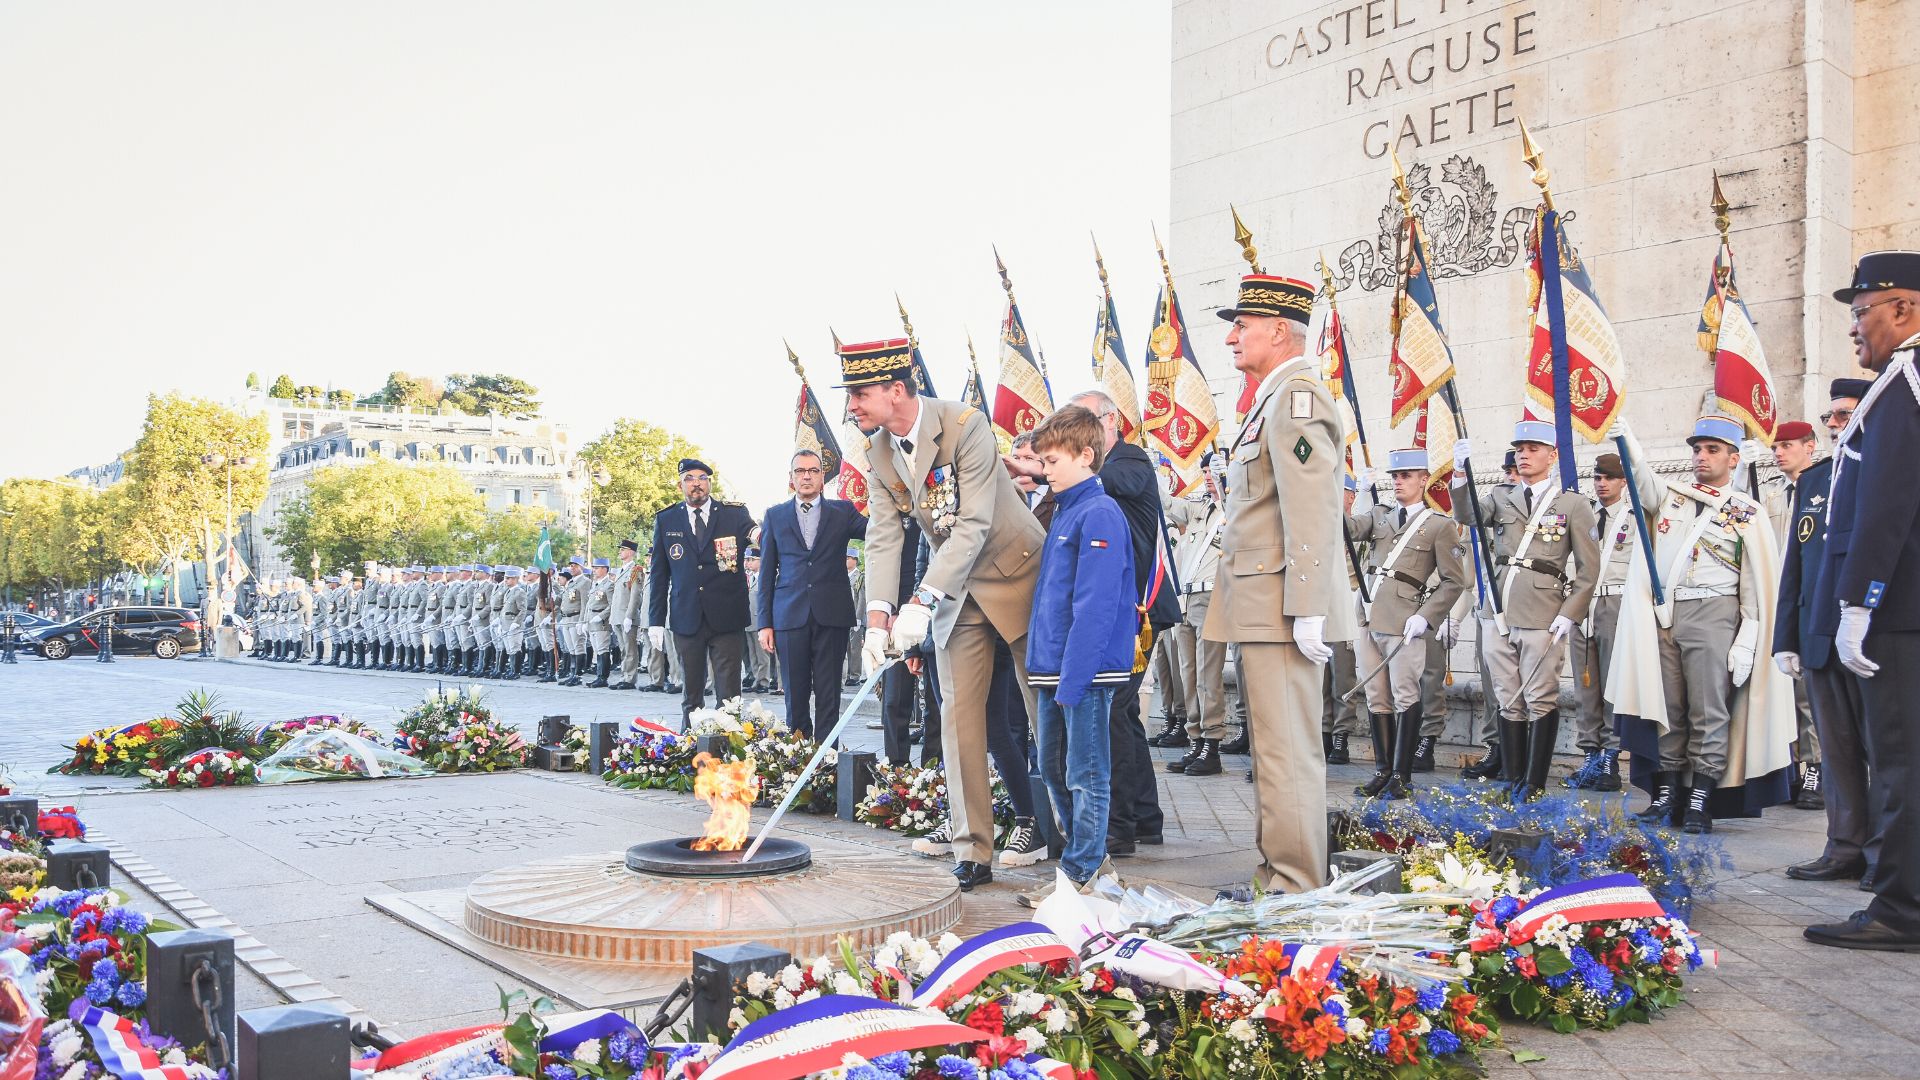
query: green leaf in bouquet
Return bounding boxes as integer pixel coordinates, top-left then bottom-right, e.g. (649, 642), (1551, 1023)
(1532, 947), (1573, 977)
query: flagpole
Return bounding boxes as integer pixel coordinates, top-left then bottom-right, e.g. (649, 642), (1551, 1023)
(1708, 175), (1764, 498)
(1390, 155), (1504, 629)
(1521, 121), (1663, 607)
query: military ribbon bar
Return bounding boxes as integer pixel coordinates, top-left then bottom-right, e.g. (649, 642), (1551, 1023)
(910, 922), (1078, 1010)
(1509, 873), (1666, 939)
(702, 995), (984, 1080)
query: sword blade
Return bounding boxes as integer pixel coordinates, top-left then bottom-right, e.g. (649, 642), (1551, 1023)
(741, 657), (897, 863)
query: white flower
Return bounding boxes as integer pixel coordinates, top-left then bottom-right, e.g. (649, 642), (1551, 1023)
(728, 1008), (746, 1029)
(1079, 972), (1097, 992)
(780, 964), (804, 992)
(810, 957), (834, 982)
(571, 1040), (602, 1065)
(1142, 1039), (1159, 1057)
(1113, 986), (1137, 1002)
(1043, 1007), (1070, 1034)
(937, 932), (962, 954)
(773, 988), (796, 1010)
(874, 946), (901, 972)
(832, 972), (862, 995)
(1015, 1025), (1046, 1052)
(745, 971), (774, 996)
(60, 1063), (89, 1080)
(49, 1028), (83, 1066)
(1133, 1021), (1150, 1037)
(797, 988), (822, 1004)
(913, 951), (942, 977)
(1227, 1018), (1259, 1044)
(1343, 1018), (1369, 1038)
(1009, 990), (1047, 1016)
(1410, 1014), (1431, 1035)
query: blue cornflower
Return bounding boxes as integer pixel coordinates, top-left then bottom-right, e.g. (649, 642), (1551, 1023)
(1415, 983), (1446, 1011)
(937, 1054), (981, 1079)
(543, 1066), (577, 1080)
(29, 946), (53, 971)
(665, 1044), (706, 1068)
(102, 908), (149, 935)
(1321, 997), (1346, 1022)
(872, 1052), (913, 1076)
(90, 958), (119, 984)
(1427, 1029), (1462, 1056)
(1490, 896), (1521, 923)
(1609, 984), (1636, 1009)
(1368, 1028), (1392, 1054)
(1543, 972), (1573, 990)
(116, 982), (148, 1008)
(846, 1066), (890, 1080)
(85, 979), (116, 1005)
(1001, 1060), (1040, 1080)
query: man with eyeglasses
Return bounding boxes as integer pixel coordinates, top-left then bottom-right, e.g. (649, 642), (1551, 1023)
(1806, 250), (1920, 952)
(757, 449), (868, 740)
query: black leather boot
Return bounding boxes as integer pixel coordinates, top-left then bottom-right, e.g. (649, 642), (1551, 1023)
(587, 653), (611, 688)
(1635, 771), (1681, 823)
(1411, 734), (1436, 773)
(490, 647), (508, 678)
(1498, 719), (1530, 793)
(1683, 776), (1717, 834)
(1460, 742), (1500, 780)
(1389, 707), (1421, 796)
(561, 653), (585, 686)
(500, 650), (519, 680)
(538, 650), (558, 683)
(1356, 713), (1398, 797)
(1517, 708), (1561, 801)
(1148, 715), (1189, 749)
(1185, 737), (1223, 776)
(1219, 724), (1250, 755)
(1167, 739), (1203, 773)
(412, 644), (426, 673)
(309, 644), (324, 666)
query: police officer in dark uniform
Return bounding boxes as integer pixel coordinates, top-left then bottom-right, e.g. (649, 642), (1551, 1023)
(1807, 250), (1920, 952)
(1776, 400), (1877, 885)
(647, 458), (758, 723)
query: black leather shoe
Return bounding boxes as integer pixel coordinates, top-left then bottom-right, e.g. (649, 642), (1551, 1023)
(952, 860), (992, 892)
(1786, 856), (1867, 882)
(1219, 725), (1250, 755)
(1106, 836), (1137, 857)
(1325, 732), (1349, 765)
(1136, 832), (1163, 846)
(1860, 867), (1878, 892)
(1805, 911), (1920, 952)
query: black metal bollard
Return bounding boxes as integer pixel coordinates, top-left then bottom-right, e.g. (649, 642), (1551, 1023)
(2, 614), (17, 664)
(46, 843), (111, 890)
(96, 613), (115, 664)
(537, 714), (572, 746)
(237, 1003), (352, 1080)
(836, 750), (879, 822)
(1330, 850), (1406, 894)
(146, 929), (236, 1070)
(588, 721), (620, 774)
(690, 944), (790, 1044)
(694, 734), (731, 760)
(0, 797), (37, 839)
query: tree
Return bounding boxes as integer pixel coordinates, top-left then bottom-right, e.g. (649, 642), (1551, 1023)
(123, 394), (269, 613)
(294, 384), (324, 404)
(0, 479), (119, 602)
(268, 375), (297, 399)
(326, 388), (355, 409)
(363, 371), (438, 410)
(442, 373), (541, 417)
(245, 372), (260, 390)
(267, 458), (486, 570)
(580, 420), (716, 548)
(469, 505), (580, 566)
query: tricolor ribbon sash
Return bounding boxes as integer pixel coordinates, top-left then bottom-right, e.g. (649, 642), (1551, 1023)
(1278, 942), (1345, 982)
(910, 923), (1077, 1009)
(703, 995), (982, 1080)
(630, 718), (678, 736)
(70, 1001), (214, 1080)
(539, 1009), (643, 1056)
(370, 1023), (507, 1074)
(1509, 873), (1665, 938)
(1024, 1053), (1078, 1080)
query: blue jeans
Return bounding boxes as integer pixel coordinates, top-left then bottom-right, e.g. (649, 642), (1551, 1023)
(1034, 686), (1115, 884)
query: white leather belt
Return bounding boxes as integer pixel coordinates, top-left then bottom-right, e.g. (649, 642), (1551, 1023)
(1672, 586), (1735, 602)
(1593, 584), (1625, 598)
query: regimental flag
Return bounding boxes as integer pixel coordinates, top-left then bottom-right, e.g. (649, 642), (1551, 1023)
(1410, 403), (1456, 512)
(1699, 240), (1778, 444)
(533, 524), (554, 572)
(1092, 291), (1143, 443)
(1524, 207), (1628, 488)
(1142, 286), (1219, 494)
(1388, 225), (1457, 426)
(838, 413), (872, 516)
(908, 344), (937, 399)
(992, 295), (1051, 441)
(791, 380), (844, 484)
(962, 337), (990, 414)
(1309, 276), (1369, 478)
(218, 535), (250, 593)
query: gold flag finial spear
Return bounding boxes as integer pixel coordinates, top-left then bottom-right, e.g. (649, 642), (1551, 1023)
(1230, 204), (1262, 273)
(1092, 232), (1111, 296)
(966, 330), (979, 373)
(1710, 171), (1732, 244)
(828, 326), (843, 351)
(994, 246), (1017, 305)
(1151, 222), (1177, 296)
(895, 293), (918, 348)
(1390, 146), (1418, 222)
(1518, 117), (1555, 210)
(784, 338), (806, 383)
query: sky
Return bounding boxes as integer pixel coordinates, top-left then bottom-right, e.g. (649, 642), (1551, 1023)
(0, 3), (1173, 514)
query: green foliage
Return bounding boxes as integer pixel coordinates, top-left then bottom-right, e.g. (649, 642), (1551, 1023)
(267, 458), (486, 569)
(154, 689), (261, 761)
(364, 371), (440, 410)
(0, 479), (121, 592)
(582, 419), (717, 545)
(123, 393), (269, 599)
(268, 374), (297, 399)
(443, 373), (540, 417)
(245, 372), (260, 390)
(469, 504), (580, 566)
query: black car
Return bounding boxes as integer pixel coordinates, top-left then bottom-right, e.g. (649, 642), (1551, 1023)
(0, 611), (54, 633)
(26, 606), (203, 660)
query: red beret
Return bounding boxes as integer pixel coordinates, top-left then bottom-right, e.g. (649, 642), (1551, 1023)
(1775, 421), (1816, 443)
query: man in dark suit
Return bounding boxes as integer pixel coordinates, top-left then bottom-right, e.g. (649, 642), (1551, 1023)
(1774, 411), (1876, 884)
(758, 449), (868, 739)
(1807, 251), (1920, 952)
(648, 458), (757, 723)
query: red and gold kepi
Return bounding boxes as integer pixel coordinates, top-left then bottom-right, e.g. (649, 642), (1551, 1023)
(1216, 273), (1314, 325)
(835, 337), (915, 389)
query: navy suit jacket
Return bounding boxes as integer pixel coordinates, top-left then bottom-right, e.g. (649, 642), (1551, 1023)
(648, 500), (756, 635)
(1774, 457), (1834, 670)
(1099, 441), (1183, 632)
(756, 497), (868, 631)
(1823, 368), (1920, 634)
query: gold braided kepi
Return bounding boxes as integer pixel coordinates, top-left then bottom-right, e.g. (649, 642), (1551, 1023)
(834, 337), (915, 388)
(1217, 273), (1314, 325)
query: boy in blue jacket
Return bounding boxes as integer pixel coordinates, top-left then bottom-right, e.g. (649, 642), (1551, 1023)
(1023, 405), (1139, 891)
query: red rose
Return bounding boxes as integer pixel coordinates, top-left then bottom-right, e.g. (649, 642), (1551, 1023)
(966, 1000), (1006, 1037)
(198, 772), (215, 788)
(1092, 969), (1116, 994)
(1514, 954), (1537, 977)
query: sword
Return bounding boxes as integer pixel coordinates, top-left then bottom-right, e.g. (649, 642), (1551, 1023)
(741, 655), (899, 863)
(1340, 636), (1412, 704)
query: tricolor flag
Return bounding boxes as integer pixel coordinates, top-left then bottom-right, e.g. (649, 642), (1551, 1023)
(1308, 275), (1369, 478)
(1142, 286), (1219, 494)
(72, 1001), (221, 1080)
(1508, 873), (1667, 939)
(702, 996), (983, 1080)
(791, 380), (844, 486)
(1388, 225), (1457, 426)
(838, 418), (873, 516)
(1410, 403), (1456, 512)
(1698, 240), (1778, 444)
(992, 292), (1051, 441)
(962, 335), (990, 414)
(1524, 207), (1628, 488)
(1091, 290), (1143, 443)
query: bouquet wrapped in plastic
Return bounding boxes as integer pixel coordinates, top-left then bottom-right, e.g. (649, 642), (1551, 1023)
(257, 729), (436, 784)
(0, 948), (41, 1080)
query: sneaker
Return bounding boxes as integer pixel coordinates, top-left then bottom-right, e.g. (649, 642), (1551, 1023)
(911, 822), (954, 856)
(999, 821), (1048, 867)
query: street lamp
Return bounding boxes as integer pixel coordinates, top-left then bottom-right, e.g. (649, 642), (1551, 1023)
(200, 446), (255, 657)
(579, 465), (611, 559)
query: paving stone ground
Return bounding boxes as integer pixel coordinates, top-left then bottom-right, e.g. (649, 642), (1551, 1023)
(3, 655), (1917, 1075)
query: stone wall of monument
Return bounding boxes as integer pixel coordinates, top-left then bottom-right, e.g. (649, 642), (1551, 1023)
(1171, 0), (1898, 464)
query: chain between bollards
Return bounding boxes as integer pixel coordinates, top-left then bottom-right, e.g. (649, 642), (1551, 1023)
(192, 958), (232, 1070)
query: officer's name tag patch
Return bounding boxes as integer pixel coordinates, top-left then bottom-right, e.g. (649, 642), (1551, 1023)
(1291, 390), (1313, 418)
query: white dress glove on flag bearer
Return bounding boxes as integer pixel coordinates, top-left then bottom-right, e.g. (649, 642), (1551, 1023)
(1549, 615), (1574, 643)
(648, 626), (666, 651)
(861, 627), (890, 677)
(889, 602), (933, 657)
(1729, 619), (1757, 687)
(1402, 614), (1428, 645)
(1837, 605), (1878, 679)
(1452, 438), (1473, 475)
(1774, 651), (1802, 679)
(1438, 617), (1461, 647)
(1293, 616), (1333, 665)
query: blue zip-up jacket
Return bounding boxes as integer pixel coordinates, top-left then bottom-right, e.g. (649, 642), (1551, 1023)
(1025, 474), (1138, 706)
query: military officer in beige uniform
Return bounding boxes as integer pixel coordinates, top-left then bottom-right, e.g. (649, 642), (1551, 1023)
(1163, 459), (1228, 776)
(610, 539), (645, 689)
(1449, 418), (1600, 799)
(1203, 273), (1354, 895)
(843, 337), (1044, 894)
(1346, 447), (1469, 799)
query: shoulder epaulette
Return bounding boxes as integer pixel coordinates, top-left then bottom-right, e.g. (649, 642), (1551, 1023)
(956, 405), (978, 427)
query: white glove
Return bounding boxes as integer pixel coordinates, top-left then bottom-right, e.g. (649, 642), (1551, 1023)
(890, 602), (933, 656)
(1773, 651), (1802, 679)
(1838, 605), (1878, 678)
(1741, 439), (1761, 465)
(1728, 645), (1754, 688)
(648, 626), (666, 651)
(861, 626), (890, 676)
(1607, 417), (1628, 440)
(1437, 617), (1460, 647)
(1451, 438), (1473, 475)
(1293, 615), (1332, 664)
(1401, 613), (1428, 644)
(618, 619), (632, 633)
(1548, 615), (1574, 643)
